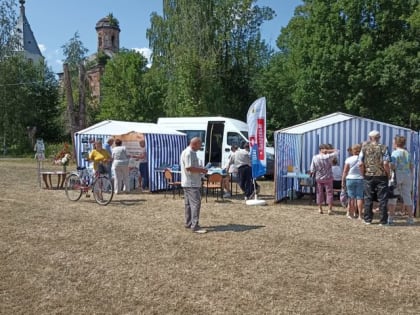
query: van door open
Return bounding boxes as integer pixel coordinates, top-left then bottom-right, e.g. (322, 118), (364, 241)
(205, 121), (224, 167)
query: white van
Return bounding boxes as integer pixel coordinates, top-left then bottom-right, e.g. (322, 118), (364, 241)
(157, 116), (274, 176)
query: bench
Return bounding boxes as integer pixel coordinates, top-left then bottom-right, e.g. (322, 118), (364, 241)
(40, 171), (69, 189)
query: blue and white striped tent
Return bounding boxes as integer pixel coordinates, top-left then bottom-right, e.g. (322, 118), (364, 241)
(274, 112), (420, 210)
(74, 120), (187, 192)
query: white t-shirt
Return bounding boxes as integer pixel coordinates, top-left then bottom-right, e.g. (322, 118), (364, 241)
(344, 155), (363, 179)
(112, 146), (129, 167)
(181, 146), (202, 188)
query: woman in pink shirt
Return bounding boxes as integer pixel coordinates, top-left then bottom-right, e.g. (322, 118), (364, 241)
(310, 144), (339, 214)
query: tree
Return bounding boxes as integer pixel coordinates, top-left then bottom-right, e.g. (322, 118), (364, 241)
(61, 32), (90, 150)
(0, 56), (61, 154)
(147, 0), (274, 119)
(99, 49), (162, 122)
(61, 32), (89, 72)
(0, 0), (19, 60)
(0, 0), (61, 154)
(265, 0), (419, 129)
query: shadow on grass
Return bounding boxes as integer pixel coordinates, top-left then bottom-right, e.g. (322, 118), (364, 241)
(206, 224), (265, 233)
(112, 199), (147, 206)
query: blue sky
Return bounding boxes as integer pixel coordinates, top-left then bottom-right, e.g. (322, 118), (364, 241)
(21, 0), (302, 73)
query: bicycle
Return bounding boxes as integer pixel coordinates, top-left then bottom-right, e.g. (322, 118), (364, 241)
(65, 164), (114, 206)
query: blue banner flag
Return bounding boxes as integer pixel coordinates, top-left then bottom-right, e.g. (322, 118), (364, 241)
(247, 97), (267, 179)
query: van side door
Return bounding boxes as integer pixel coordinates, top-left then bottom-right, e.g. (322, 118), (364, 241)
(205, 121), (224, 167)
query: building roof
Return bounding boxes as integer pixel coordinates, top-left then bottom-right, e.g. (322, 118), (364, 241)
(278, 112), (413, 134)
(15, 0), (43, 60)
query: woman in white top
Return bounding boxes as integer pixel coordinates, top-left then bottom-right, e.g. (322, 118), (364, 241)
(341, 144), (364, 220)
(112, 138), (131, 194)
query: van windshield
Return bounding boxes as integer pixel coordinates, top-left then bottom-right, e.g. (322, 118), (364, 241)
(227, 131), (248, 147)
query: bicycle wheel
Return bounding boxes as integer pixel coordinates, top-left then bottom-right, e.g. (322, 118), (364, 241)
(65, 173), (83, 201)
(93, 176), (114, 205)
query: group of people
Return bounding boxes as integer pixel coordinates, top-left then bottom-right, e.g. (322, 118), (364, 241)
(310, 130), (415, 225)
(181, 138), (260, 234)
(223, 143), (259, 200)
(87, 138), (149, 194)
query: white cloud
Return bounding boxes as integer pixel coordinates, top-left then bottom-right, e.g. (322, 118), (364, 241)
(134, 47), (152, 67)
(38, 43), (47, 53)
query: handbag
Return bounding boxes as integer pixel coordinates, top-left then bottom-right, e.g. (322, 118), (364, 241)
(340, 189), (348, 208)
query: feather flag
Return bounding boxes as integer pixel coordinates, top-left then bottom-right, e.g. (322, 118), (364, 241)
(247, 97), (266, 179)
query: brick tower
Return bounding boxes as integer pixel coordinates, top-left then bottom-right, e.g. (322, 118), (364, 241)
(87, 14), (120, 100)
(96, 14), (120, 55)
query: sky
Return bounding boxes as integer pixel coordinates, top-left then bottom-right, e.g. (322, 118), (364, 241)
(21, 0), (303, 73)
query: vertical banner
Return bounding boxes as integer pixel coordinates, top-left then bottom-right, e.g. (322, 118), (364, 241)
(247, 97), (267, 179)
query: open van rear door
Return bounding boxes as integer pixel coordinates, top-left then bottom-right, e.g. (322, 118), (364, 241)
(205, 121), (224, 167)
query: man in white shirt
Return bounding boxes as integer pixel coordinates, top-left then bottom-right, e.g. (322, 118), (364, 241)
(181, 137), (208, 233)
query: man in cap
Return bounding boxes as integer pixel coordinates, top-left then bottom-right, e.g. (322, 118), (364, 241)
(358, 130), (391, 225)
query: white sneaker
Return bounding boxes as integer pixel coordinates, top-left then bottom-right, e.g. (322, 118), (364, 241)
(193, 228), (207, 234)
(223, 192), (232, 198)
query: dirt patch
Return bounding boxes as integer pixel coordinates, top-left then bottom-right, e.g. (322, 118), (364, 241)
(1, 159), (419, 314)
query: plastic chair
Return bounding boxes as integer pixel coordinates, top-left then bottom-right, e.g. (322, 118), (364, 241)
(202, 173), (224, 202)
(164, 169), (182, 199)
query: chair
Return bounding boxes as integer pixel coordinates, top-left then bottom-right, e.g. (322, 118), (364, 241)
(202, 173), (224, 202)
(164, 169), (182, 199)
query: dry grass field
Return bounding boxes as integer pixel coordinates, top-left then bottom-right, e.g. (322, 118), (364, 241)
(1, 159), (420, 314)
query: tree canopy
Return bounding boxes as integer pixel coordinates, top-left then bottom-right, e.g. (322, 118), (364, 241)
(147, 0), (274, 119)
(259, 0), (420, 130)
(98, 49), (163, 122)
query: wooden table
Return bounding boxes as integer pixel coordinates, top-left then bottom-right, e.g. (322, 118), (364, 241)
(40, 171), (69, 189)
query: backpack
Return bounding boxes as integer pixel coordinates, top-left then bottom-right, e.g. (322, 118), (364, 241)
(362, 143), (388, 176)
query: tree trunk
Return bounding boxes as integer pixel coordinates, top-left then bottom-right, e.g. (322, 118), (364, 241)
(63, 63), (77, 159)
(78, 62), (87, 130)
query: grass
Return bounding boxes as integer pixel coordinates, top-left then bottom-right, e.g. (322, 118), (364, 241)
(1, 159), (420, 314)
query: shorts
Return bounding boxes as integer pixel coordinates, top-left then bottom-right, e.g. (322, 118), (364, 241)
(345, 178), (364, 200)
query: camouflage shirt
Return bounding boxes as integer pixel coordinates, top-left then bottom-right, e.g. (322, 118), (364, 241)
(359, 142), (390, 177)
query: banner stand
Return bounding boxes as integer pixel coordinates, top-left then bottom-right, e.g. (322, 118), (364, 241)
(246, 180), (267, 206)
(245, 97), (267, 206)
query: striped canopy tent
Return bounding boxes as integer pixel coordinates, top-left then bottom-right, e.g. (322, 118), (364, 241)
(274, 112), (420, 211)
(74, 120), (187, 192)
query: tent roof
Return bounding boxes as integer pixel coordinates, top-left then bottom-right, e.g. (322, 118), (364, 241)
(75, 120), (186, 136)
(278, 112), (413, 134)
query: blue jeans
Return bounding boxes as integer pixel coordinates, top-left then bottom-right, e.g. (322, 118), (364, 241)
(363, 176), (388, 223)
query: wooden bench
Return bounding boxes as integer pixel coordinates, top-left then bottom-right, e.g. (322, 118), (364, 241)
(40, 171), (69, 189)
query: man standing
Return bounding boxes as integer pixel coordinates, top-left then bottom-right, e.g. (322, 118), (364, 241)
(232, 143), (255, 200)
(359, 130), (391, 225)
(181, 137), (208, 234)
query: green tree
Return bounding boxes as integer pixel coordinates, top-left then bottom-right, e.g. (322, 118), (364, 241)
(99, 49), (161, 122)
(266, 0), (419, 129)
(0, 0), (61, 154)
(147, 0), (274, 119)
(0, 56), (61, 154)
(61, 32), (90, 138)
(0, 0), (19, 60)
(61, 32), (89, 72)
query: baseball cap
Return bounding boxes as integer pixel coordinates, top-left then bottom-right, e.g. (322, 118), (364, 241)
(368, 130), (380, 138)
